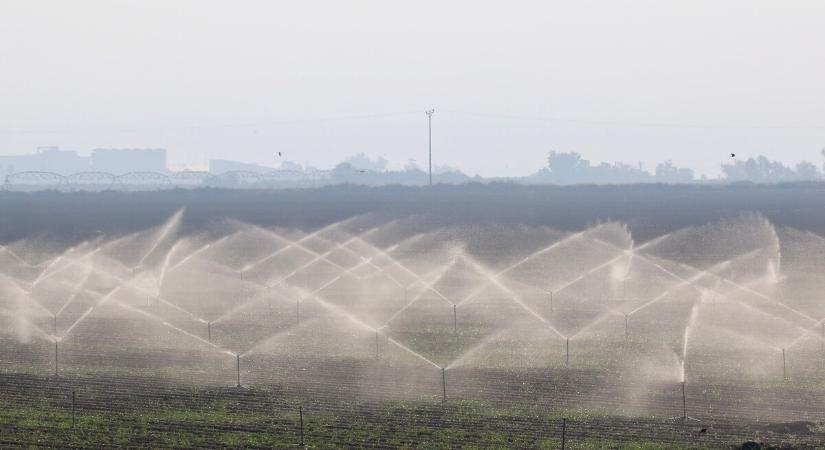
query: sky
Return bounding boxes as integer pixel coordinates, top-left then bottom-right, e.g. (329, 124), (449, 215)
(1, 1), (824, 177)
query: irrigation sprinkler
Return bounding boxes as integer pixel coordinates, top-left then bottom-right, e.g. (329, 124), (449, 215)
(565, 338), (569, 366)
(375, 330), (380, 359)
(71, 390), (76, 428)
(236, 353), (241, 388)
(296, 300), (301, 325)
(54, 341), (59, 376)
(624, 314), (629, 340)
(453, 304), (457, 334)
(782, 348), (787, 380)
(550, 290), (554, 314)
(299, 406), (304, 446)
(561, 418), (566, 450)
(441, 367), (447, 403)
(207, 321), (212, 341)
(672, 381), (700, 421)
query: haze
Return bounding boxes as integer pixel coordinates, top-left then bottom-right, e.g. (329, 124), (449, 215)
(1, 1), (824, 177)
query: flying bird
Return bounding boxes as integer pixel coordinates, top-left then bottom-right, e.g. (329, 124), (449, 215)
(730, 153), (735, 158)
(277, 152), (282, 157)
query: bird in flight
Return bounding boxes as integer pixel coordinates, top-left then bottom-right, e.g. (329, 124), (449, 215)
(730, 153), (735, 158)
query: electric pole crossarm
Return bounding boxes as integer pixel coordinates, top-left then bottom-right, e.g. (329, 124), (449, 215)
(426, 109), (435, 186)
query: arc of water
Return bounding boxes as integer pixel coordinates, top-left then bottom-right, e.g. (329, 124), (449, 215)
(722, 295), (825, 349)
(265, 225), (384, 289)
(239, 222), (410, 293)
(445, 328), (509, 369)
(680, 300), (702, 382)
(13, 288), (55, 318)
(240, 325), (303, 358)
(382, 256), (461, 326)
(29, 241), (90, 288)
(457, 228), (601, 306)
(60, 285), (123, 341)
(134, 209), (184, 269)
(157, 240), (183, 293)
(239, 217), (360, 273)
(31, 232), (138, 286)
(0, 243), (32, 267)
(289, 288), (442, 369)
(65, 257), (209, 324)
(237, 221), (355, 274)
(349, 236), (453, 304)
(166, 232), (239, 273)
(54, 267), (94, 317)
(461, 254), (566, 339)
(215, 254), (374, 324)
(569, 309), (625, 340)
(113, 300), (235, 356)
(0, 307), (56, 342)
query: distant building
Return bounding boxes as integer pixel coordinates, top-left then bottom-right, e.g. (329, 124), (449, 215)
(90, 148), (167, 174)
(0, 146), (90, 176)
(209, 159), (273, 174)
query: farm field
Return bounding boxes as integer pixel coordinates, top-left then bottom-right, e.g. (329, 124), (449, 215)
(2, 186), (825, 448)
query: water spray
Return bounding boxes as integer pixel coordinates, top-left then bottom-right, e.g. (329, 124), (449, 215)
(782, 348), (787, 380)
(550, 290), (554, 314)
(375, 330), (380, 359)
(296, 300), (301, 325)
(52, 314), (57, 336)
(207, 321), (212, 341)
(565, 338), (569, 366)
(441, 367), (447, 403)
(673, 380), (700, 421)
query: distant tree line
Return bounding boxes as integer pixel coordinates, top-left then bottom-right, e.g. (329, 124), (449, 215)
(324, 150), (825, 185)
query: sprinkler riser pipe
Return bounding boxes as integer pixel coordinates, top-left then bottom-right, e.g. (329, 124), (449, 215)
(299, 406), (304, 446)
(236, 354), (241, 387)
(441, 368), (447, 403)
(453, 304), (457, 334)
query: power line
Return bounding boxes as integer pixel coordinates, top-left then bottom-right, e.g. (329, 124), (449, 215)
(0, 111), (422, 135)
(441, 109), (825, 130)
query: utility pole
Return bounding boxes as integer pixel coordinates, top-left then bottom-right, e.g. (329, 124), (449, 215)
(426, 109), (435, 186)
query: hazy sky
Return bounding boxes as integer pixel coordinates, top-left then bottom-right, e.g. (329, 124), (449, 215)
(2, 1), (824, 177)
